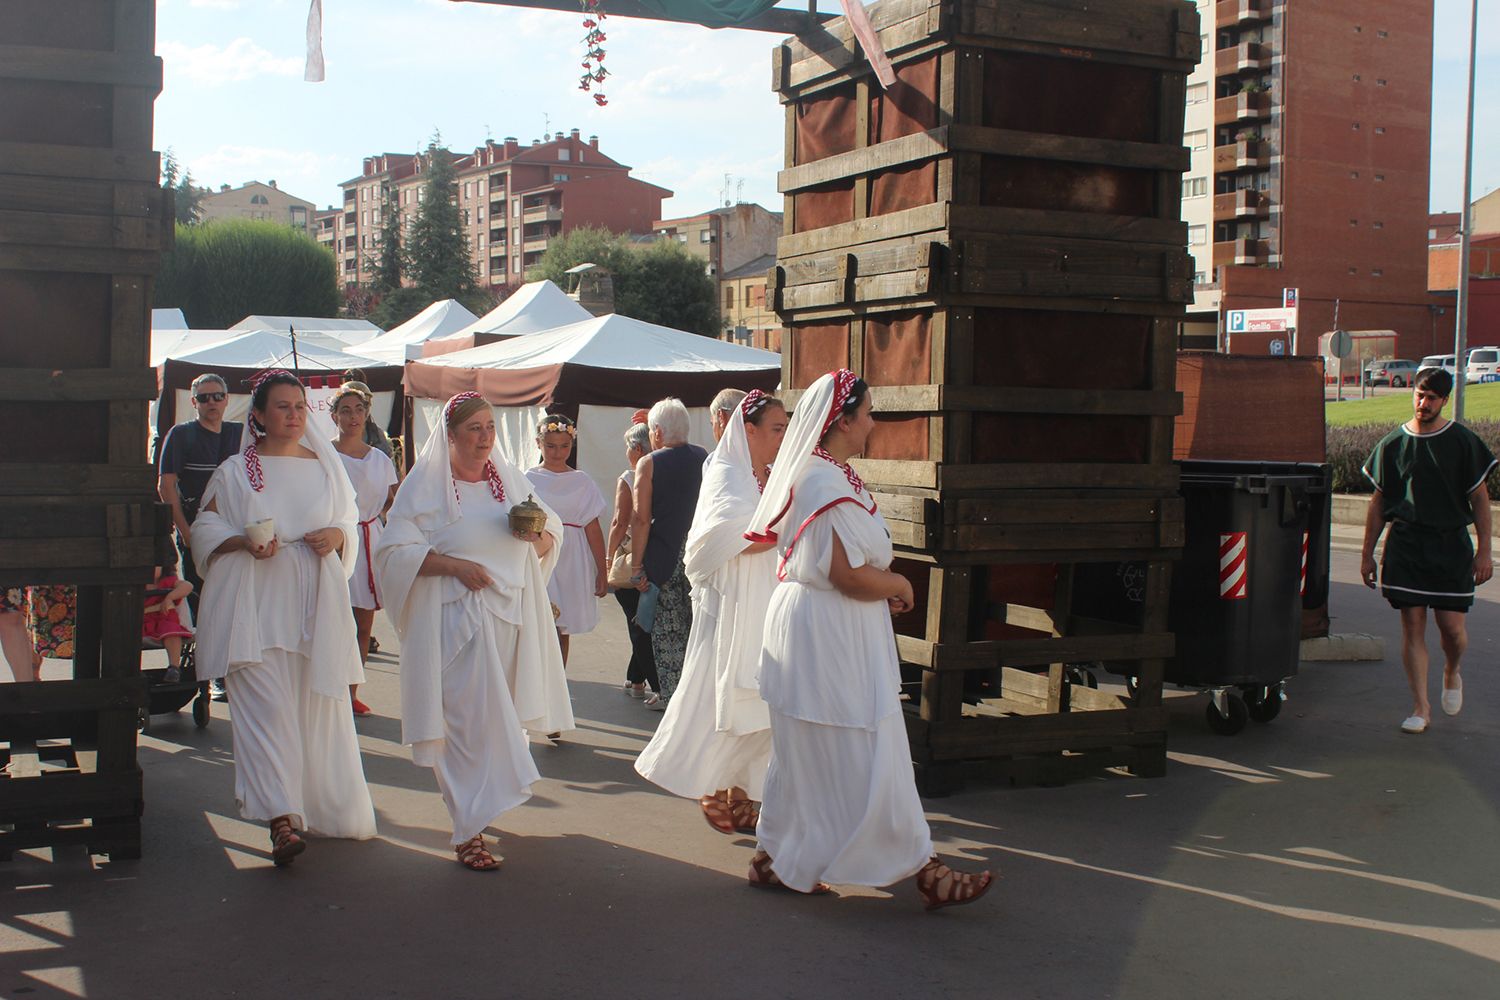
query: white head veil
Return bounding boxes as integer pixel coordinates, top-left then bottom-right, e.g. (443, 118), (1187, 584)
(684, 392), (762, 587)
(745, 369), (857, 543)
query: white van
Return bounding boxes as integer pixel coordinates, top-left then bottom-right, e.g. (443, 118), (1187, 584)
(1419, 354), (1457, 375)
(1466, 347), (1500, 383)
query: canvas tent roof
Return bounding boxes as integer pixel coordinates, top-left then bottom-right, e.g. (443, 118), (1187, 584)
(422, 280), (591, 357)
(356, 299), (481, 365)
(150, 328), (239, 367)
(230, 315), (384, 347)
(151, 307), (188, 330)
(404, 312), (781, 407)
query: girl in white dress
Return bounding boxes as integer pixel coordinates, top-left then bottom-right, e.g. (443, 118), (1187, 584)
(331, 384), (398, 717)
(525, 414), (607, 666)
(742, 369), (993, 910)
(191, 370), (377, 866)
(375, 393), (573, 871)
(635, 390), (789, 833)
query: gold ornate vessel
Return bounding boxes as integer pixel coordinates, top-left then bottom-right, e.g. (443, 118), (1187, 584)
(508, 494), (548, 535)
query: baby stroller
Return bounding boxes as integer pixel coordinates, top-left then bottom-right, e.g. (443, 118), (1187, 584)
(140, 635), (211, 733)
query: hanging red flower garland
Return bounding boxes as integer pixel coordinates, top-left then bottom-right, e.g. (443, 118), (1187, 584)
(579, 0), (609, 106)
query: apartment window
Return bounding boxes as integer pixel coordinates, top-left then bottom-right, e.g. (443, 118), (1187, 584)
(559, 149), (571, 161)
(1377, 79), (1388, 87)
(462, 209), (470, 225)
(725, 288), (735, 309)
(1375, 127), (1386, 135)
(478, 208), (485, 222)
(1374, 221), (1384, 230)
(1188, 225), (1207, 246)
(361, 211), (368, 225)
(1350, 219), (1359, 227)
(361, 188), (368, 202)
(1371, 268), (1384, 276)
(372, 209), (381, 224)
(479, 261), (486, 275)
(1375, 173), (1385, 182)
(1186, 130), (1208, 150)
(1352, 74), (1361, 82)
(1351, 122), (1360, 131)
(1348, 266), (1358, 274)
(418, 189), (426, 203)
(1377, 30), (1388, 38)
(1353, 25), (1362, 33)
(1194, 271), (1207, 284)
(478, 179), (485, 195)
(700, 229), (714, 243)
(1428, 227), (1437, 239)
(1350, 171), (1360, 179)
(1186, 83), (1208, 104)
(1182, 177), (1207, 198)
(513, 258), (521, 274)
(553, 172), (570, 182)
(513, 197), (520, 217)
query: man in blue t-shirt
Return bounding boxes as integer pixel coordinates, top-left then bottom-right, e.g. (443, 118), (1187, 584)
(157, 373), (244, 621)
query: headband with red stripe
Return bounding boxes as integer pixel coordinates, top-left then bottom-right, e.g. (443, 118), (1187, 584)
(821, 369), (859, 439)
(444, 391), (485, 424)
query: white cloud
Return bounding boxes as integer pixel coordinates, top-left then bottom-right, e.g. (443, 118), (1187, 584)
(189, 0), (242, 9)
(186, 144), (344, 202)
(158, 37), (302, 85)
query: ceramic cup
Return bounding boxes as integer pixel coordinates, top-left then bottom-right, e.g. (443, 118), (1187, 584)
(245, 517), (276, 550)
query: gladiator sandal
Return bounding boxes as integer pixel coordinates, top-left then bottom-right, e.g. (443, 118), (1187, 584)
(727, 794), (760, 836)
(269, 816), (305, 868)
(747, 850), (831, 895)
(915, 858), (994, 912)
(699, 791), (736, 835)
(455, 834), (501, 872)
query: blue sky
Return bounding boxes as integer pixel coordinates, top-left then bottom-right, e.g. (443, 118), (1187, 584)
(156, 0), (1496, 218)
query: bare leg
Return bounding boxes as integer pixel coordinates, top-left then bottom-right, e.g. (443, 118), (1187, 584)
(351, 607), (375, 709)
(0, 611), (31, 682)
(163, 636), (182, 669)
(1398, 605), (1431, 721)
(557, 630), (569, 667)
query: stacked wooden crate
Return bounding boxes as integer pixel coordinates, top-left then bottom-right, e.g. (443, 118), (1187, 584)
(0, 0), (170, 859)
(772, 0), (1198, 791)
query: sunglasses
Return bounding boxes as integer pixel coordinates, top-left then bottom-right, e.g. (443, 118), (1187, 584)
(195, 391), (227, 403)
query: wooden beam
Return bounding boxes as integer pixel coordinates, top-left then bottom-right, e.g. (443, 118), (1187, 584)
(451, 0), (833, 34)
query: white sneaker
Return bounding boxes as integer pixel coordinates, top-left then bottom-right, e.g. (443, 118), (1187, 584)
(1441, 678), (1463, 716)
(1400, 715), (1428, 734)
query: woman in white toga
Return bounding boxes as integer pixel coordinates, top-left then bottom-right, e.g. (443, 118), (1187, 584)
(375, 392), (572, 871)
(742, 369), (993, 910)
(191, 370), (376, 867)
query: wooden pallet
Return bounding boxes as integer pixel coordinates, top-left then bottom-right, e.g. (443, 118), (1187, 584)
(0, 0), (168, 861)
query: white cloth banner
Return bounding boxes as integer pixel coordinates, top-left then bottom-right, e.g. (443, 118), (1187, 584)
(304, 0), (325, 83)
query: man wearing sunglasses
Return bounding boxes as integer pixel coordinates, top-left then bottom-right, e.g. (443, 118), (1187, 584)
(157, 373), (244, 630)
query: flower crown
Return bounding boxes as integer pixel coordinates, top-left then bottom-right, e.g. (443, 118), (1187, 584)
(538, 418), (577, 438)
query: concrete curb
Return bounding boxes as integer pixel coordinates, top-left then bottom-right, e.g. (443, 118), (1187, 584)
(1300, 633), (1386, 662)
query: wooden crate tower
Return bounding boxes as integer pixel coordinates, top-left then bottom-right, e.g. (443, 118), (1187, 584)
(0, 0), (171, 859)
(772, 0), (1198, 791)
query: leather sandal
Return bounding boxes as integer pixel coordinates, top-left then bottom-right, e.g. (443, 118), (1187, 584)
(728, 796), (760, 835)
(700, 792), (736, 835)
(747, 850), (831, 895)
(455, 834), (501, 871)
(916, 858), (993, 912)
(269, 816), (305, 868)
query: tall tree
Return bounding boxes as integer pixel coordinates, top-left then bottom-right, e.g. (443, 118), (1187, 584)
(403, 137), (479, 301)
(530, 227), (718, 336)
(161, 147), (206, 225)
(367, 185), (404, 294)
(155, 220), (339, 328)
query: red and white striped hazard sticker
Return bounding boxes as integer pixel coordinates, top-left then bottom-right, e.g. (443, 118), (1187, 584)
(1219, 532), (1248, 599)
(1300, 531), (1309, 596)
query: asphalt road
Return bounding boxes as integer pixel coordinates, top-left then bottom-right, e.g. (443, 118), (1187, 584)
(3, 545), (1497, 1000)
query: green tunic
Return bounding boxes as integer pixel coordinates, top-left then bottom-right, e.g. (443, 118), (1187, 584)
(1363, 420), (1497, 610)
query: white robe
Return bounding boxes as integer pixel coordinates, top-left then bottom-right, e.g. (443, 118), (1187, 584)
(339, 447), (398, 610)
(191, 452), (376, 839)
(635, 407), (776, 799)
(754, 460), (933, 892)
(524, 466), (607, 635)
(376, 460), (571, 842)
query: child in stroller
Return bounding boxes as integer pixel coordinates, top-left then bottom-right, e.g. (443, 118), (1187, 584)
(144, 566), (193, 683)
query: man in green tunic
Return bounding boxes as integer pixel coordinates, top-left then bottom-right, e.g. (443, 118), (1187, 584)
(1360, 367), (1496, 734)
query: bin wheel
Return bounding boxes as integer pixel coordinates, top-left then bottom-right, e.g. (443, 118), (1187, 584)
(1206, 694), (1249, 735)
(192, 694), (210, 729)
(1246, 685), (1283, 723)
(136, 707), (151, 735)
(1126, 675), (1140, 700)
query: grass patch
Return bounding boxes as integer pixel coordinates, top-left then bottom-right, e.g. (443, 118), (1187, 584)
(1325, 382), (1500, 427)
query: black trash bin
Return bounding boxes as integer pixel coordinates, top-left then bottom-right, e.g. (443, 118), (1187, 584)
(1170, 460), (1330, 734)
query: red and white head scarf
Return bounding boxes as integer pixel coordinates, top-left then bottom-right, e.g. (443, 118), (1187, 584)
(244, 369), (297, 492)
(443, 391), (506, 504)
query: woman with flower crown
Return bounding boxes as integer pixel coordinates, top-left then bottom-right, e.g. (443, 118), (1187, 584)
(375, 392), (572, 871)
(525, 413), (608, 667)
(741, 369), (994, 911)
(191, 370), (376, 867)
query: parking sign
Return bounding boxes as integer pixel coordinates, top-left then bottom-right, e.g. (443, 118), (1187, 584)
(1270, 339), (1285, 356)
(1227, 310), (1247, 332)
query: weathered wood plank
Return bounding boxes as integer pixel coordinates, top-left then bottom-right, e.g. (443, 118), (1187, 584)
(929, 632), (1176, 670)
(938, 463), (1180, 491)
(0, 368), (157, 403)
(0, 44), (162, 88)
(777, 202), (947, 258)
(0, 464), (156, 495)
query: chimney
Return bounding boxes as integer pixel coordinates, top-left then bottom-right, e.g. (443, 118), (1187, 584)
(532, 138), (541, 146)
(268, 179), (277, 189)
(220, 184), (230, 192)
(570, 128), (580, 141)
(503, 136), (519, 157)
(363, 156), (375, 176)
(588, 135), (599, 149)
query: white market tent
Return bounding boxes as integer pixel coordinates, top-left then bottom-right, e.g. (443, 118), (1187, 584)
(156, 329), (399, 443)
(151, 307), (188, 330)
(404, 312), (782, 496)
(150, 328), (239, 368)
(421, 280), (592, 356)
(355, 299), (481, 365)
(230, 315), (384, 350)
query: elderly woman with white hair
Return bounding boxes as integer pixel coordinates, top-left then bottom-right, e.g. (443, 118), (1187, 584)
(608, 421), (659, 698)
(629, 397), (708, 707)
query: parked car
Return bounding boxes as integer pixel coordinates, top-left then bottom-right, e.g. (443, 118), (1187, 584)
(1466, 347), (1500, 383)
(1419, 354), (1458, 376)
(1364, 358), (1420, 387)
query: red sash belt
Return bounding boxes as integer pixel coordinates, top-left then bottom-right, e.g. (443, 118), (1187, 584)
(358, 516), (381, 609)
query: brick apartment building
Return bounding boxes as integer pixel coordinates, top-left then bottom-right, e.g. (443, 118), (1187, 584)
(1181, 0), (1440, 358)
(1429, 188), (1500, 352)
(330, 132), (671, 290)
(652, 202), (782, 279)
(200, 180), (314, 230)
(720, 253), (781, 351)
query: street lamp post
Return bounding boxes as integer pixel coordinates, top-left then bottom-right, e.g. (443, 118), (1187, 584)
(1452, 0), (1479, 421)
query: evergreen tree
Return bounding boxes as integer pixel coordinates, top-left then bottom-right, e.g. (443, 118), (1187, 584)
(161, 148), (206, 225)
(367, 185), (404, 293)
(403, 136), (479, 301)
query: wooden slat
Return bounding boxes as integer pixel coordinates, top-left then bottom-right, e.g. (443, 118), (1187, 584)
(0, 464), (156, 495)
(865, 384), (1183, 416)
(929, 632), (1176, 670)
(777, 202), (947, 258)
(0, 244), (163, 274)
(0, 368), (157, 403)
(938, 463), (1180, 491)
(0, 677), (147, 716)
(948, 123), (1189, 171)
(0, 176), (160, 218)
(923, 706), (1168, 758)
(953, 495), (1184, 526)
(953, 522), (1172, 551)
(0, 769), (143, 824)
(849, 457), (939, 488)
(0, 44), (162, 88)
(961, 0), (1197, 65)
(0, 208), (161, 250)
(0, 141), (160, 181)
(779, 127), (950, 192)
(0, 536), (155, 571)
(951, 204), (1187, 245)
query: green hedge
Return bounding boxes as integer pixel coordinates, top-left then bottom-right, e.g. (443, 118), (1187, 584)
(155, 220), (339, 328)
(1329, 419), (1500, 496)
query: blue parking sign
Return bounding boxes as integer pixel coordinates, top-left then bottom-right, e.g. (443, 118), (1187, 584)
(1269, 339), (1285, 356)
(1227, 310), (1247, 332)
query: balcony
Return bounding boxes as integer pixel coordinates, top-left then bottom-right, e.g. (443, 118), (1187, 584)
(343, 236), (356, 251)
(1213, 189), (1270, 222)
(1213, 238), (1269, 269)
(1216, 0), (1271, 26)
(1213, 91), (1271, 126)
(489, 228), (507, 243)
(343, 188), (356, 202)
(1215, 41), (1270, 76)
(523, 236), (550, 254)
(344, 212), (356, 226)
(1213, 138), (1270, 172)
(523, 204), (563, 223)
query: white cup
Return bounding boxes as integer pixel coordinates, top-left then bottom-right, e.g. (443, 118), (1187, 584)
(245, 518), (276, 550)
